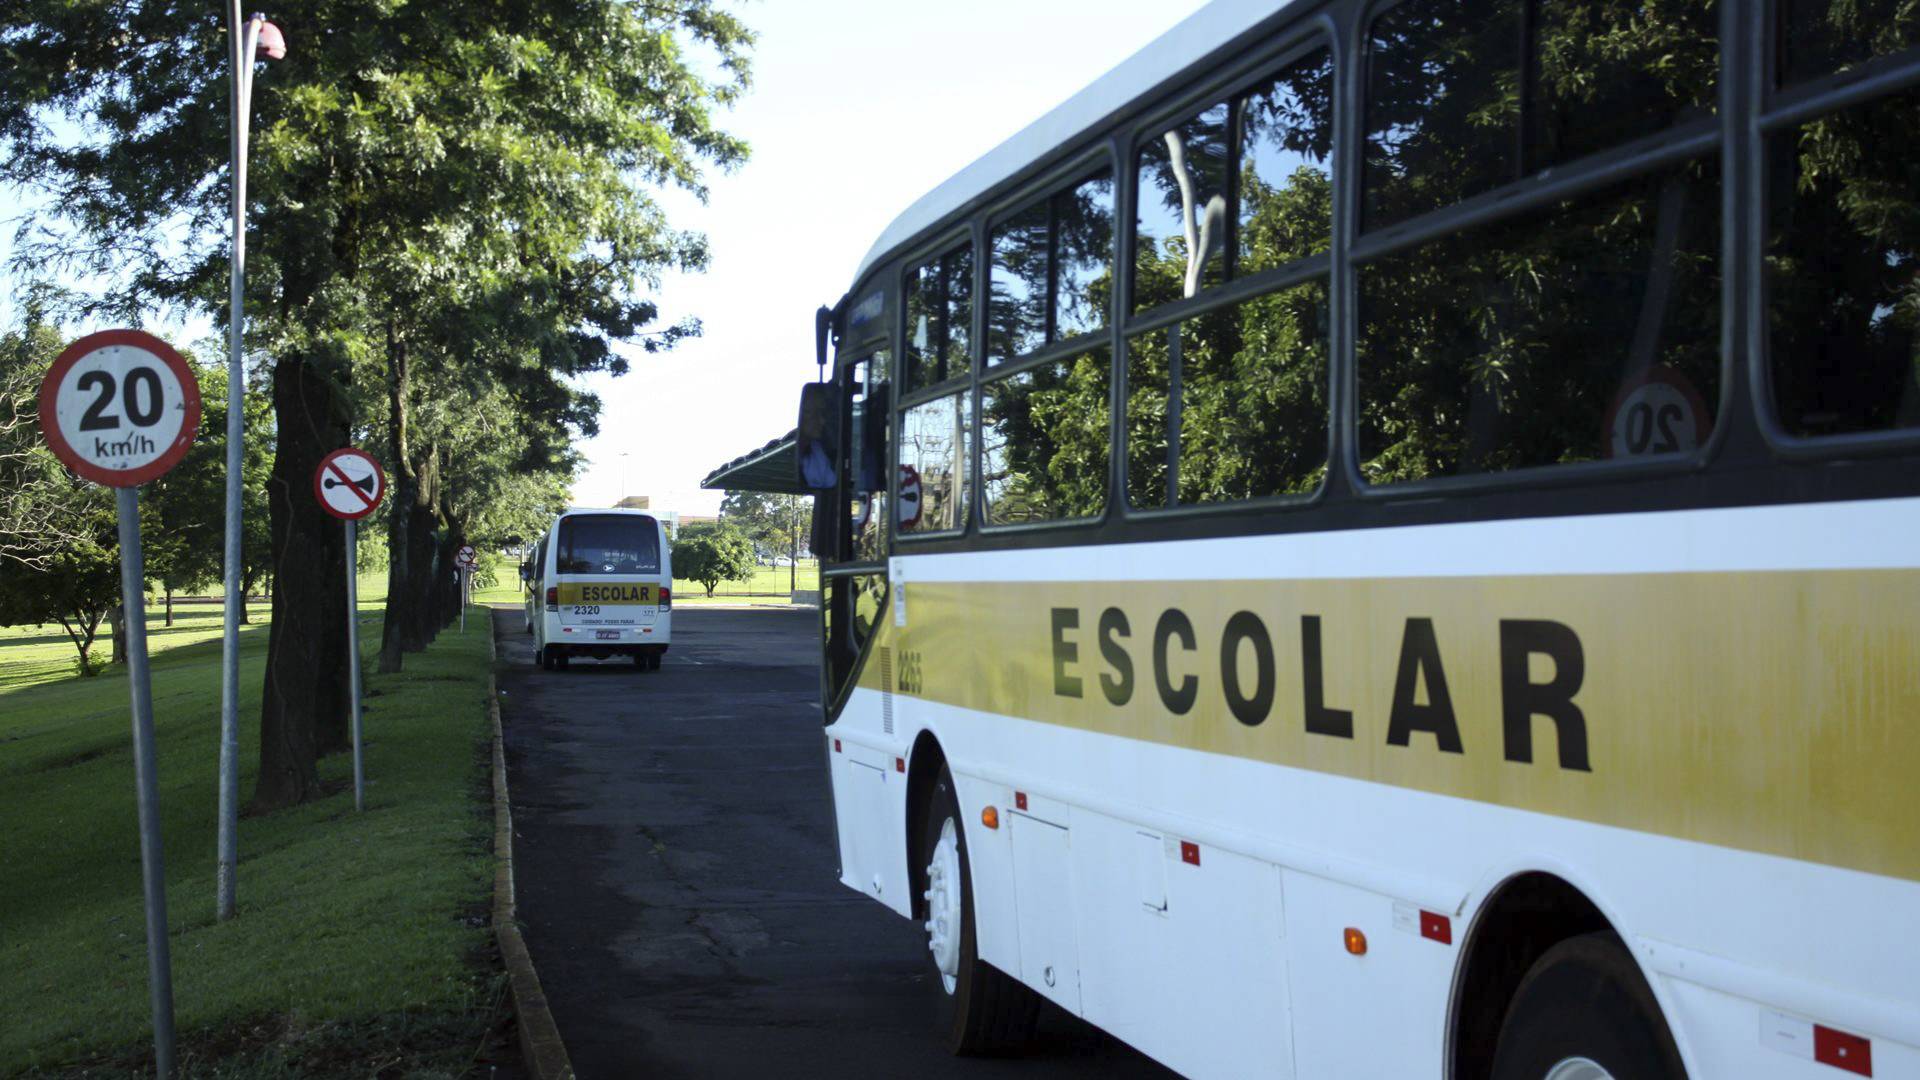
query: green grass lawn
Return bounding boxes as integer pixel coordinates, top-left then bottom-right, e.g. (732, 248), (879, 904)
(0, 581), (500, 1076)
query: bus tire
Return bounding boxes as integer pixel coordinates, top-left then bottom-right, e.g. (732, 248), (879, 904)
(537, 645), (552, 670)
(646, 650), (662, 671)
(1490, 932), (1686, 1080)
(919, 766), (1039, 1055)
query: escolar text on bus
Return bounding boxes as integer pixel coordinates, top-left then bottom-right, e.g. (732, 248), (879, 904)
(1047, 606), (1591, 772)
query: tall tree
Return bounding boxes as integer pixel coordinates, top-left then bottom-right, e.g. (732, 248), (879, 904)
(1, 0), (752, 808)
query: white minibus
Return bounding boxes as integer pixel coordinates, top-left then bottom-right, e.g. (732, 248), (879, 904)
(523, 508), (671, 670)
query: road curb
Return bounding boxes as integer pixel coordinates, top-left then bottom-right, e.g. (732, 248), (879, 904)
(487, 612), (576, 1080)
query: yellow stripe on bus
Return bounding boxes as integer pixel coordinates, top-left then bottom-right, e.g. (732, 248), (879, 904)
(555, 582), (657, 605)
(863, 570), (1920, 883)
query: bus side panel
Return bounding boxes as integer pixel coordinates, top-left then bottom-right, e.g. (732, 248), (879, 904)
(826, 689), (913, 919)
(1068, 804), (1294, 1079)
(1284, 872), (1449, 1077)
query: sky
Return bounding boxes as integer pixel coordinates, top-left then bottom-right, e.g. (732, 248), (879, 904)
(573, 0), (1211, 516)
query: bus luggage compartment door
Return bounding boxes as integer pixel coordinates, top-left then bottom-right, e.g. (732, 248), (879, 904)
(1009, 813), (1081, 1014)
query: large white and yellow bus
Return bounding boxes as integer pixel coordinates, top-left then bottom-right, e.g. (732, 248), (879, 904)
(523, 508), (672, 670)
(795, 1), (1920, 1077)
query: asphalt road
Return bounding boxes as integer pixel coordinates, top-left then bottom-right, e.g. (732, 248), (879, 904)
(493, 605), (1173, 1079)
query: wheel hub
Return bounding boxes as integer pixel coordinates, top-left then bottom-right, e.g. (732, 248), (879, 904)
(1543, 1058), (1614, 1080)
(923, 816), (961, 995)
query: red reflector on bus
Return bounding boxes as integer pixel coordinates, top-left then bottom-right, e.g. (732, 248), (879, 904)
(1015, 792), (1027, 811)
(895, 757), (905, 773)
(832, 739), (841, 753)
(1419, 911), (1452, 945)
(1815, 1025), (1872, 1076)
(1180, 841), (1200, 866)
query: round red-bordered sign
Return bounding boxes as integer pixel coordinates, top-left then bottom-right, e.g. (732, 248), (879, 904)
(897, 464), (923, 530)
(1602, 366), (1713, 460)
(313, 447), (387, 520)
(38, 329), (202, 488)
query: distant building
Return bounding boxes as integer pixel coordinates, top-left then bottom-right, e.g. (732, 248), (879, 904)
(608, 494), (714, 537)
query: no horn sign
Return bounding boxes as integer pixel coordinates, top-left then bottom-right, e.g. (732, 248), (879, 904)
(314, 448), (386, 520)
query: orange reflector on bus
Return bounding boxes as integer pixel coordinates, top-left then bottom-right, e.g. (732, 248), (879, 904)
(1344, 928), (1368, 955)
(896, 757), (906, 773)
(981, 806), (999, 830)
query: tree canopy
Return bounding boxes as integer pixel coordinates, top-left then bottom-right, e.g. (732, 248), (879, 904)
(1, 0), (753, 807)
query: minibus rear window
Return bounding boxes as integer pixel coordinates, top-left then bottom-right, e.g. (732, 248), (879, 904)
(556, 515), (661, 575)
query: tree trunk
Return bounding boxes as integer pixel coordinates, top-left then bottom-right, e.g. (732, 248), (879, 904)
(378, 325), (415, 674)
(434, 504), (463, 630)
(110, 604), (127, 665)
(251, 355), (349, 811)
(164, 587), (173, 628)
(239, 570), (255, 624)
(396, 443), (440, 653)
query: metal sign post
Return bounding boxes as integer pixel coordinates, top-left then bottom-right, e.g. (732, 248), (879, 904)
(39, 329), (203, 1079)
(455, 544), (477, 632)
(314, 447), (385, 813)
(219, 5), (287, 927)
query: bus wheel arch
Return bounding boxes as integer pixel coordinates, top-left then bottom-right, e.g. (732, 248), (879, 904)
(904, 729), (948, 919)
(1450, 871), (1673, 1079)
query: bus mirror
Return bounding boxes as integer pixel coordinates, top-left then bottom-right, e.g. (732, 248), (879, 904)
(519, 561), (533, 582)
(814, 305), (833, 369)
(796, 382), (840, 491)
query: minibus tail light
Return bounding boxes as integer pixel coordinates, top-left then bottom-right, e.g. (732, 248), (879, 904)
(545, 586), (558, 611)
(659, 586), (671, 610)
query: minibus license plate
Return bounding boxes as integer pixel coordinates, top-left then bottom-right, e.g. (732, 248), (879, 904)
(595, 630), (620, 640)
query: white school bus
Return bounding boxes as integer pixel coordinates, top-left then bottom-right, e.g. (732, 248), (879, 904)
(523, 509), (672, 670)
(798, 2), (1920, 1077)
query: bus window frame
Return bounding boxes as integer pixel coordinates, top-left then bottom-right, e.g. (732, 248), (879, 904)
(977, 143), (1124, 537)
(832, 0), (1920, 568)
(1126, 28), (1338, 322)
(895, 223), (981, 543)
(1115, 20), (1342, 522)
(984, 157), (1120, 369)
(1748, 14), (1920, 462)
(1329, 0), (1737, 504)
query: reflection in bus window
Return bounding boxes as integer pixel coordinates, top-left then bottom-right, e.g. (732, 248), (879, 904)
(981, 348), (1110, 525)
(1776, 0), (1920, 83)
(1767, 85), (1920, 437)
(1358, 160), (1722, 483)
(1136, 102), (1230, 310)
(989, 201), (1049, 365)
(990, 173), (1115, 367)
(1529, 0), (1715, 168)
(1365, 0), (1716, 231)
(906, 243), (974, 391)
(556, 514), (662, 574)
(1127, 286), (1327, 509)
(1364, 0), (1517, 231)
(899, 393), (969, 534)
(1055, 173), (1115, 340)
(845, 352), (892, 560)
(1239, 49), (1334, 275)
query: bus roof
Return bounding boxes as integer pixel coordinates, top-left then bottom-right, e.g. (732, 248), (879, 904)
(852, 0), (1298, 283)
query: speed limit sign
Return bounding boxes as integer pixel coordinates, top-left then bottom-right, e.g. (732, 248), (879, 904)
(38, 329), (201, 486)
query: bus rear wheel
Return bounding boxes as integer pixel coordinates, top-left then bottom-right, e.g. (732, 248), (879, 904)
(919, 766), (1038, 1055)
(1490, 932), (1686, 1080)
